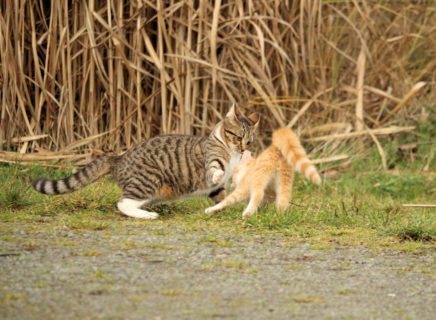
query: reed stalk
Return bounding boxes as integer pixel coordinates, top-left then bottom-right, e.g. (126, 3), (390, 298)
(0, 1), (434, 162)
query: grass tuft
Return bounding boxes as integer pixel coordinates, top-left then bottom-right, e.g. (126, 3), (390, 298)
(0, 184), (30, 210)
(0, 166), (32, 210)
(391, 223), (435, 242)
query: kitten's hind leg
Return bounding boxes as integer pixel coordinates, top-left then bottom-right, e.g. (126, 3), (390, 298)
(117, 198), (159, 219)
(276, 161), (294, 212)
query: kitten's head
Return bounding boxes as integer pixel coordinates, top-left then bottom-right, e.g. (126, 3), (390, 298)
(215, 104), (260, 154)
(232, 150), (255, 188)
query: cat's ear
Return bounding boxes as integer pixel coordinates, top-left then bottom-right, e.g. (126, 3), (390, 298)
(226, 103), (241, 121)
(247, 112), (260, 128)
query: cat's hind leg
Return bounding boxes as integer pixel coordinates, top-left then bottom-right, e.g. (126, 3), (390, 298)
(117, 177), (161, 219)
(242, 176), (271, 218)
(275, 160), (294, 212)
(117, 198), (159, 219)
(242, 159), (276, 218)
(242, 189), (265, 218)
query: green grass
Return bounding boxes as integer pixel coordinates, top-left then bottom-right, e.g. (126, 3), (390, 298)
(0, 148), (435, 251)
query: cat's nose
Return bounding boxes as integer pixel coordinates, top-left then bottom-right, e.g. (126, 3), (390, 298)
(240, 146), (246, 152)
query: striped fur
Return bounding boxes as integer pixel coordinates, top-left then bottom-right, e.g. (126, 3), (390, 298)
(205, 127), (321, 218)
(32, 104), (260, 219)
(32, 156), (116, 195)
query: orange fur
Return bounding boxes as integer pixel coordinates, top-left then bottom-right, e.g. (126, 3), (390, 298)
(158, 185), (177, 198)
(272, 128), (321, 185)
(205, 128), (321, 218)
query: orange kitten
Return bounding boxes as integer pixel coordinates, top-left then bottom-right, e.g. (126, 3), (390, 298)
(205, 127), (321, 218)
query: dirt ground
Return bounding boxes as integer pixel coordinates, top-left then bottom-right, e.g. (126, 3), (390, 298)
(1, 222), (435, 320)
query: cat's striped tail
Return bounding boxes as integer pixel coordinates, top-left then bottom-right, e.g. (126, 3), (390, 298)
(32, 156), (118, 195)
(272, 128), (322, 185)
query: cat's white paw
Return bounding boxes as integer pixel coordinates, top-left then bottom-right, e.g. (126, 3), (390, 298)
(205, 204), (222, 214)
(205, 207), (216, 214)
(117, 198), (159, 219)
(136, 211), (159, 219)
(127, 212), (158, 219)
(122, 208), (159, 219)
(242, 210), (254, 219)
(212, 170), (224, 184)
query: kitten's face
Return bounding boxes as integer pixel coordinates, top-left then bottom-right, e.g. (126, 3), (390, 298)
(221, 104), (260, 154)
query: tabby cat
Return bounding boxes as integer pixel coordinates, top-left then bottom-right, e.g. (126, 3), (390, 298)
(205, 127), (321, 218)
(32, 104), (260, 219)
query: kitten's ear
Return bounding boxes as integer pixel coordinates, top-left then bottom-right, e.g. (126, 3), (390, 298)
(226, 103), (241, 121)
(247, 112), (260, 127)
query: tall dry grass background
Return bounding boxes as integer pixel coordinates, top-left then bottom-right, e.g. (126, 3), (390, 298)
(0, 0), (435, 165)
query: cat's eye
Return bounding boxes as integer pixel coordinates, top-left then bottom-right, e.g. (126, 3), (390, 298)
(225, 130), (236, 137)
(246, 141), (251, 145)
(225, 130), (243, 142)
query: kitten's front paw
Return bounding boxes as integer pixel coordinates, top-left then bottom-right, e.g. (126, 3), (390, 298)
(204, 207), (214, 214)
(212, 170), (224, 184)
(242, 210), (254, 219)
(205, 205), (219, 215)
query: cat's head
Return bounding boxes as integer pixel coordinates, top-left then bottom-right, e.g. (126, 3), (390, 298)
(232, 150), (254, 188)
(214, 104), (260, 154)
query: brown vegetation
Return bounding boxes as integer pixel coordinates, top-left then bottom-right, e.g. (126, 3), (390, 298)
(0, 1), (435, 163)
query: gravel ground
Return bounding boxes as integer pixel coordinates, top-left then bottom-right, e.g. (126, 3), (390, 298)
(1, 223), (435, 320)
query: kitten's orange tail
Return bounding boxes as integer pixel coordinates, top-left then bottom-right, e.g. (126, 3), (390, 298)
(272, 128), (322, 185)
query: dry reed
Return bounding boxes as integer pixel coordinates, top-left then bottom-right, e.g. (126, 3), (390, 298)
(0, 1), (435, 164)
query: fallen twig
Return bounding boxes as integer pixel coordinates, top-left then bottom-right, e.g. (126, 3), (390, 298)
(10, 134), (49, 144)
(379, 82), (426, 125)
(0, 159), (78, 169)
(402, 204), (436, 208)
(0, 151), (91, 161)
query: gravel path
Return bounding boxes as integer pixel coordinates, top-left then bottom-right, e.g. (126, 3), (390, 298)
(1, 223), (435, 320)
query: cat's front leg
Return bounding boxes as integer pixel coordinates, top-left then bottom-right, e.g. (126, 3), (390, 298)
(206, 164), (225, 187)
(212, 169), (224, 184)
